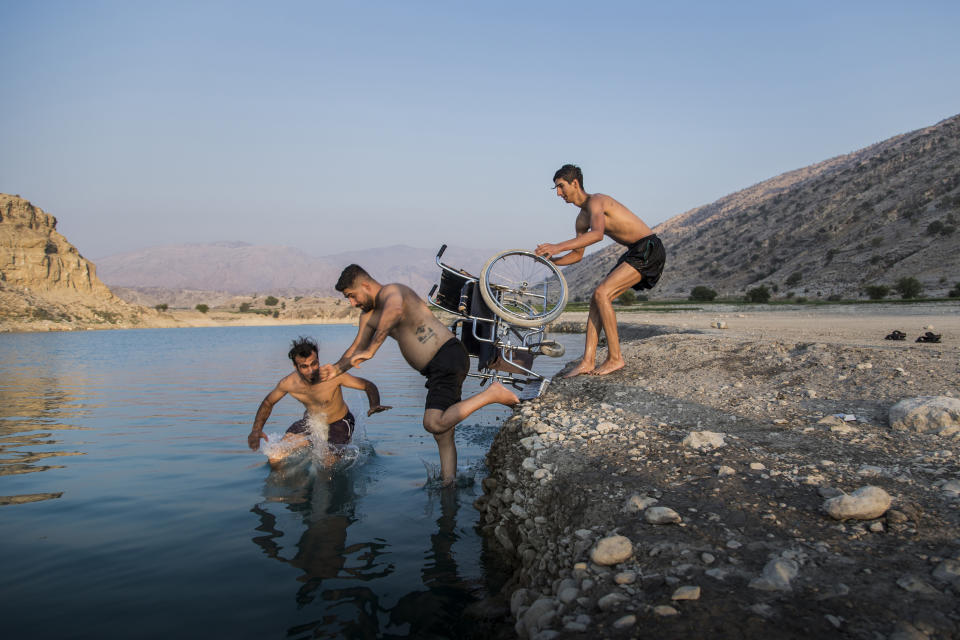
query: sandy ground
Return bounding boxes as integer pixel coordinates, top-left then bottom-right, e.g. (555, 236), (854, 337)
(471, 301), (960, 640)
(555, 301), (960, 349)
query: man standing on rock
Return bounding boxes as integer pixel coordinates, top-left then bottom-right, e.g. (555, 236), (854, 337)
(535, 164), (666, 377)
(318, 265), (520, 484)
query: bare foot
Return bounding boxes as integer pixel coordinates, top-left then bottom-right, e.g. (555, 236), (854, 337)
(488, 381), (520, 406)
(562, 361), (595, 378)
(591, 358), (626, 376)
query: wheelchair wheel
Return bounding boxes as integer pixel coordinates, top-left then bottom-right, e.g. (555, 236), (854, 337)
(479, 250), (568, 328)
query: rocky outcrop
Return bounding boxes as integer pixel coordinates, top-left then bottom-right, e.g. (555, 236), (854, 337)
(0, 194), (150, 331)
(476, 330), (960, 638)
(1, 194), (114, 297)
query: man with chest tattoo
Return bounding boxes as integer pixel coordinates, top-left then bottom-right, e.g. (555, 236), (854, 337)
(319, 265), (519, 484)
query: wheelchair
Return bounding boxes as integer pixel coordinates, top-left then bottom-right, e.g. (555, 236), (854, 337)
(427, 245), (568, 399)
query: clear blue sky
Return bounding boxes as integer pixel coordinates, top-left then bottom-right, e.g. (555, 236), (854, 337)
(2, 0), (958, 259)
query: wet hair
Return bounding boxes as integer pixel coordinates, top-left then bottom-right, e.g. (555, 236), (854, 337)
(288, 336), (318, 363)
(553, 164), (584, 190)
(335, 264), (371, 292)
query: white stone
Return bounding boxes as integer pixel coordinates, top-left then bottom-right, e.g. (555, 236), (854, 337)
(590, 535), (634, 566)
(623, 494), (658, 513)
(749, 558), (799, 591)
(750, 462), (766, 470)
(716, 465), (736, 477)
(645, 506), (682, 524)
(889, 396), (960, 433)
(682, 430), (726, 451)
(823, 486), (892, 520)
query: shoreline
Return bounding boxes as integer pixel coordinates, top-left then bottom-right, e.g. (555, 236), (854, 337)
(474, 304), (960, 639)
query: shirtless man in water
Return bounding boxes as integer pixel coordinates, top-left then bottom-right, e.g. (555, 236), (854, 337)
(318, 265), (519, 484)
(248, 336), (391, 466)
(535, 164), (666, 377)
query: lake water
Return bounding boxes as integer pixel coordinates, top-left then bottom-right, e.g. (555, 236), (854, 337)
(0, 324), (580, 639)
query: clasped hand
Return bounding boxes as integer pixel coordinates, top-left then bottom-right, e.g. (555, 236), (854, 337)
(534, 243), (558, 259)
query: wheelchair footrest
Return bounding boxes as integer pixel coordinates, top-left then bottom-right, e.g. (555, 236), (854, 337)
(518, 378), (550, 401)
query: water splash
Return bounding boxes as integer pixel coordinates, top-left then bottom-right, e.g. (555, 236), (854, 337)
(261, 412), (373, 473)
(420, 458), (478, 489)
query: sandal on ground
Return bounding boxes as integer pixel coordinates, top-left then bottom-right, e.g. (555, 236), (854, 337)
(885, 330), (906, 341)
(916, 332), (942, 343)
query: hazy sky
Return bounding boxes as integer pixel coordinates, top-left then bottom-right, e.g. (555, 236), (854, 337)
(2, 1), (959, 259)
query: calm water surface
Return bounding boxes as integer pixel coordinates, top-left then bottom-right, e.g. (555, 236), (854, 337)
(0, 325), (579, 639)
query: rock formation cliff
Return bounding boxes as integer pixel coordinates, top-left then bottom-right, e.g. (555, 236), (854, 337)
(0, 194), (148, 330)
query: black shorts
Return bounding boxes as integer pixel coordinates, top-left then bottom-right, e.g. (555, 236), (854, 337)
(419, 338), (470, 411)
(286, 410), (356, 445)
(610, 234), (666, 291)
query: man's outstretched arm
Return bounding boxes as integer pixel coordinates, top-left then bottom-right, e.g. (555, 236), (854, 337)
(319, 312), (375, 380)
(248, 387), (286, 450)
(339, 373), (392, 416)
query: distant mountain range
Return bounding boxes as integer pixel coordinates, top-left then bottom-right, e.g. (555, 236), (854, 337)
(561, 113), (960, 301)
(95, 242), (498, 297)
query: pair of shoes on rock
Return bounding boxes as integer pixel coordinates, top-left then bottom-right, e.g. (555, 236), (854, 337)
(916, 331), (942, 343)
(885, 330), (906, 341)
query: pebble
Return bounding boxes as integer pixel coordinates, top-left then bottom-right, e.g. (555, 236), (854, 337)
(613, 614), (637, 629)
(590, 535), (634, 565)
(597, 592), (630, 611)
(558, 587), (579, 604)
(932, 559), (960, 583)
(701, 552), (715, 564)
(823, 486), (892, 520)
(624, 494), (658, 513)
(671, 585), (701, 600)
(653, 605), (678, 616)
(716, 465), (736, 477)
(645, 506), (682, 524)
(749, 462), (766, 470)
(681, 430), (726, 451)
(749, 558), (799, 591)
(896, 575), (941, 595)
(614, 571), (637, 585)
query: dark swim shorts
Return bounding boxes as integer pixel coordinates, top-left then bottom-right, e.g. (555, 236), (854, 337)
(419, 337), (470, 411)
(286, 410), (356, 445)
(610, 234), (666, 291)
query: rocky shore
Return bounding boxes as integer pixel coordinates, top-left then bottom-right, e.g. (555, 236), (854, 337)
(474, 309), (960, 639)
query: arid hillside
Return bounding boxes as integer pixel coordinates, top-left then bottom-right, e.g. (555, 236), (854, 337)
(562, 113), (960, 301)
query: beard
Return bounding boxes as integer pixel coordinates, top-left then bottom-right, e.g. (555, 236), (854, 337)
(301, 371), (320, 384)
(359, 298), (374, 312)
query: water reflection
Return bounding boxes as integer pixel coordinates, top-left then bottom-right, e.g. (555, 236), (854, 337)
(251, 460), (393, 638)
(0, 371), (86, 504)
(387, 487), (469, 637)
(251, 461), (481, 639)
